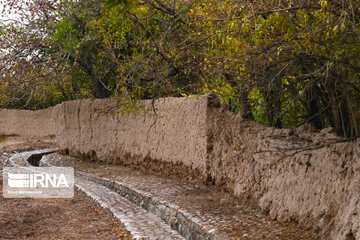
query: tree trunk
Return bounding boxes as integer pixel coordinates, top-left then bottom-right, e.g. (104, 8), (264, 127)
(306, 86), (323, 130)
(239, 91), (254, 120)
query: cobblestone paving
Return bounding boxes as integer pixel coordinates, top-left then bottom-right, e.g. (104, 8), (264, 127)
(42, 154), (319, 240)
(1, 150), (133, 240)
(76, 178), (184, 240)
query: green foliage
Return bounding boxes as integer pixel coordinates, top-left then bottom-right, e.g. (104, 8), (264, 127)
(0, 134), (5, 144)
(183, 0), (360, 136)
(104, 0), (132, 8)
(1, 0), (360, 137)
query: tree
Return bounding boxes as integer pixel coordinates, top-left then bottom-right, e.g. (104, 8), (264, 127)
(0, 0), (91, 108)
(1, 0), (360, 137)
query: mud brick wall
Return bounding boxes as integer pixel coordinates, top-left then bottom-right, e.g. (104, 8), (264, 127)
(206, 107), (360, 240)
(0, 108), (55, 139)
(53, 95), (360, 239)
(52, 96), (209, 178)
(1, 94), (359, 239)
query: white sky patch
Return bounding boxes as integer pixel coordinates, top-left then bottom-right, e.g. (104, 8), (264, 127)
(0, 1), (25, 24)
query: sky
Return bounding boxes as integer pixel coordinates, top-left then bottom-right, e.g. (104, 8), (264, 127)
(0, 3), (22, 57)
(0, 2), (23, 24)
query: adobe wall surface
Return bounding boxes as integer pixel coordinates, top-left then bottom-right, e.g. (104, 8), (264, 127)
(207, 107), (360, 240)
(0, 108), (55, 139)
(52, 96), (209, 178)
(1, 94), (359, 239)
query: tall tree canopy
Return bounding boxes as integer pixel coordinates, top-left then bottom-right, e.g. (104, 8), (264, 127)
(1, 0), (360, 137)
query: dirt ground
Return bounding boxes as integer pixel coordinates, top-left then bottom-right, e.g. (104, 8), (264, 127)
(0, 137), (132, 240)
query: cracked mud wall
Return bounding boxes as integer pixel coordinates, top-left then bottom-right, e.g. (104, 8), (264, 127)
(0, 108), (55, 139)
(206, 106), (360, 240)
(53, 96), (209, 178)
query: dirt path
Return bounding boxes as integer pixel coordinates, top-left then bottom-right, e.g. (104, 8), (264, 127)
(0, 139), (132, 240)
